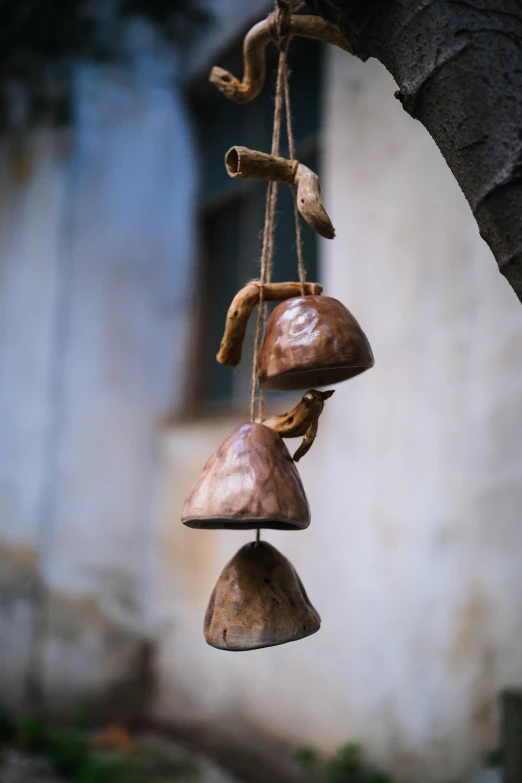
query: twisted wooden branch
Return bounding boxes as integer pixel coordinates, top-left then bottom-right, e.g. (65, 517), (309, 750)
(226, 146), (335, 239)
(265, 388), (335, 461)
(217, 280), (323, 367)
(209, 14), (352, 105)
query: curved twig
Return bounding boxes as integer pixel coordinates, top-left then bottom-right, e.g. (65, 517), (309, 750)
(217, 280), (323, 367)
(264, 389), (334, 461)
(226, 146), (335, 239)
(209, 14), (352, 104)
(293, 418), (319, 463)
(264, 389), (333, 437)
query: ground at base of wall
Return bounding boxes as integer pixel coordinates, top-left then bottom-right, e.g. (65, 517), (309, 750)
(0, 730), (234, 783)
(0, 713), (503, 783)
(0, 749), (501, 783)
(471, 770), (501, 783)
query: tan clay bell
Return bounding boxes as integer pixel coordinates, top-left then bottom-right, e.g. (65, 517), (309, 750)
(182, 422), (310, 530)
(204, 540), (320, 651)
(257, 295), (374, 391)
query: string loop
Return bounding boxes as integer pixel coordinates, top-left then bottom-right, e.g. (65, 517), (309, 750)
(250, 0), (306, 426)
(273, 0), (292, 51)
(250, 0), (307, 543)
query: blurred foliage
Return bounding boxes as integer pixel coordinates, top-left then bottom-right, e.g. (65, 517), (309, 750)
(483, 747), (502, 768)
(324, 742), (364, 782)
(293, 740), (474, 783)
(0, 0), (211, 71)
(0, 709), (497, 783)
(67, 710), (95, 730)
(295, 742), (392, 783)
(0, 710), (17, 744)
(0, 710), (199, 782)
(294, 743), (321, 767)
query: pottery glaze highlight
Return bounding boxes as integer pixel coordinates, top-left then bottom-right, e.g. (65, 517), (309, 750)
(257, 295), (374, 391)
(182, 422), (310, 530)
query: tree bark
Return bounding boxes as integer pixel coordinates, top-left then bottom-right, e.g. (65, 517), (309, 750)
(308, 0), (522, 301)
(502, 689), (522, 782)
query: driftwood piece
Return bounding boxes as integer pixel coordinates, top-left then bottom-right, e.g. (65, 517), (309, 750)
(217, 280), (323, 367)
(182, 422), (310, 530)
(293, 417), (319, 463)
(258, 294), (374, 391)
(226, 146), (335, 239)
(204, 540), (321, 651)
(264, 389), (334, 461)
(209, 14), (351, 105)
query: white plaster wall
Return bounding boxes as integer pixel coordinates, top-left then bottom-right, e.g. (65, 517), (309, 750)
(0, 28), (198, 709)
(154, 49), (522, 781)
(0, 130), (70, 708)
(42, 51), (198, 702)
(1, 21), (521, 781)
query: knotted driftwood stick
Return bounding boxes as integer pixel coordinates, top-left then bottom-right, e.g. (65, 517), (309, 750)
(217, 280), (323, 367)
(264, 389), (334, 437)
(209, 14), (352, 105)
(226, 146), (335, 239)
(293, 418), (319, 463)
(265, 389), (335, 461)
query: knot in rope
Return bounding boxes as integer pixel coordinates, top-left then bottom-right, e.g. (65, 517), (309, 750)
(270, 0), (292, 51)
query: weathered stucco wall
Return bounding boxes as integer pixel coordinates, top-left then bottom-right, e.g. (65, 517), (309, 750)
(0, 33), (197, 713)
(2, 22), (522, 783)
(154, 49), (522, 781)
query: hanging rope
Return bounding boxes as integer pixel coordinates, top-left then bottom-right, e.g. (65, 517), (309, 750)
(250, 0), (306, 427)
(250, 0), (295, 546)
(249, 8), (286, 424)
(282, 57), (306, 295)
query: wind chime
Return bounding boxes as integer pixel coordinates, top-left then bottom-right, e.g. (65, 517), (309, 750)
(182, 1), (374, 651)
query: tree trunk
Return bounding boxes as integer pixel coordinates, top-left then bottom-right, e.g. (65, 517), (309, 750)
(308, 0), (522, 301)
(502, 689), (522, 783)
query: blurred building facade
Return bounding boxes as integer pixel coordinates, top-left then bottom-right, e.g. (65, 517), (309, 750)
(1, 4), (522, 782)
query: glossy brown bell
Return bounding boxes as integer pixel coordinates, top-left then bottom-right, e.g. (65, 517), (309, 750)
(257, 295), (374, 391)
(204, 541), (321, 651)
(182, 422), (310, 530)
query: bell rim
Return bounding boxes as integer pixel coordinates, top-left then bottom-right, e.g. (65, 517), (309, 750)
(182, 515), (310, 530)
(259, 359), (374, 391)
(205, 621), (321, 651)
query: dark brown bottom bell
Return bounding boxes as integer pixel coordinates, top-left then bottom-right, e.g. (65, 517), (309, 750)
(204, 541), (320, 651)
(183, 517), (307, 530)
(260, 363), (371, 391)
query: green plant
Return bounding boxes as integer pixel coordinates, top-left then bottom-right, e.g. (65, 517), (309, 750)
(368, 774), (393, 783)
(295, 741), (397, 783)
(483, 747), (502, 768)
(67, 709), (94, 730)
(16, 716), (50, 753)
(294, 744), (322, 767)
(47, 728), (90, 775)
(75, 758), (112, 783)
(0, 710), (16, 744)
(324, 742), (363, 783)
(0, 711), (203, 782)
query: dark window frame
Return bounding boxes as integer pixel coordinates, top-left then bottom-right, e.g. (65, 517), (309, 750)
(184, 36), (324, 416)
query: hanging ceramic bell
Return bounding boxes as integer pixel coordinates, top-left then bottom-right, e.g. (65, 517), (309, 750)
(182, 422), (310, 530)
(257, 294), (374, 391)
(204, 540), (320, 651)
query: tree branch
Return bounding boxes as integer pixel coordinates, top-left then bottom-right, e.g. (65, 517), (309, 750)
(308, 0), (522, 301)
